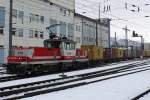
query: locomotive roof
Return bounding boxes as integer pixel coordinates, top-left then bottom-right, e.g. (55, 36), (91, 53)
(44, 38), (76, 43)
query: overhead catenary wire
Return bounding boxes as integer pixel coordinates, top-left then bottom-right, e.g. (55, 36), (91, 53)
(11, 0), (150, 31)
(76, 0), (150, 33)
(9, 1), (149, 34)
(11, 0), (150, 35)
(4, 0), (150, 38)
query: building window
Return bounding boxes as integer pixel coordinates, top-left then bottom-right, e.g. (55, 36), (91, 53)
(35, 31), (38, 38)
(40, 16), (44, 23)
(35, 33), (38, 38)
(29, 30), (44, 38)
(60, 8), (71, 16)
(35, 15), (39, 22)
(17, 29), (23, 37)
(12, 9), (24, 19)
(18, 11), (24, 19)
(18, 11), (24, 24)
(0, 27), (4, 35)
(12, 9), (17, 18)
(76, 37), (81, 43)
(12, 28), (23, 37)
(30, 13), (44, 24)
(29, 14), (33, 22)
(68, 23), (74, 35)
(40, 31), (44, 38)
(29, 30), (34, 38)
(12, 28), (16, 36)
(76, 25), (81, 32)
(60, 21), (66, 36)
(0, 45), (4, 48)
(0, 7), (5, 27)
(12, 9), (24, 24)
(49, 19), (57, 33)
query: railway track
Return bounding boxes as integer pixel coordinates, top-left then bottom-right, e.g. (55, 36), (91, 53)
(0, 59), (141, 83)
(0, 67), (5, 72)
(131, 89), (150, 100)
(0, 60), (150, 100)
(0, 67), (8, 76)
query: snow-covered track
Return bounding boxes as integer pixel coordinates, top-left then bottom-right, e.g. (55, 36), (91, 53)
(131, 89), (150, 100)
(1, 61), (150, 100)
(0, 59), (140, 83)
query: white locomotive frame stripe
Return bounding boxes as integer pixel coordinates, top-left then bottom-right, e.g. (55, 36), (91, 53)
(75, 59), (89, 62)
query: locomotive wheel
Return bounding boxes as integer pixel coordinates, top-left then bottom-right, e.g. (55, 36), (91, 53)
(72, 62), (77, 69)
(58, 63), (63, 71)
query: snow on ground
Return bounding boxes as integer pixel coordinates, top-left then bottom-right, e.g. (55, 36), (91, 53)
(0, 60), (142, 88)
(140, 93), (150, 100)
(0, 67), (4, 70)
(23, 69), (150, 100)
(66, 60), (142, 76)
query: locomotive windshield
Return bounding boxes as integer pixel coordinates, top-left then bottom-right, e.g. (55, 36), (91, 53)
(63, 42), (75, 50)
(44, 39), (75, 50)
(44, 41), (62, 49)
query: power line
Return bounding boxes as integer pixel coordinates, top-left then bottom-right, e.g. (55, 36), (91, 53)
(5, 0), (150, 38)
(75, 0), (150, 31)
(99, 1), (150, 29)
(15, 0), (150, 31)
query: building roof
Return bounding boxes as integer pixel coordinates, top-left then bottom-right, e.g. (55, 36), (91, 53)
(74, 13), (110, 26)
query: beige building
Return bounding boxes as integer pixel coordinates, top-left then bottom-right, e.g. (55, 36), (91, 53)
(0, 0), (75, 63)
(74, 13), (110, 48)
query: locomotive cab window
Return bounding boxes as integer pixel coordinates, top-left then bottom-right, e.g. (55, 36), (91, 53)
(44, 41), (62, 49)
(44, 39), (75, 50)
(63, 42), (75, 50)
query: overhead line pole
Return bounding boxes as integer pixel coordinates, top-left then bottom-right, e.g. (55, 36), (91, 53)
(96, 2), (101, 46)
(115, 32), (117, 47)
(140, 36), (144, 58)
(9, 0), (13, 56)
(99, 2), (101, 21)
(123, 26), (130, 48)
(125, 26), (129, 49)
(123, 26), (130, 59)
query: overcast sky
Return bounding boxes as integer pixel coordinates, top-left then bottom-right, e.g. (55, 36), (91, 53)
(75, 0), (150, 43)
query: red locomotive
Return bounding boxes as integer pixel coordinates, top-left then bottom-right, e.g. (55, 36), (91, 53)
(7, 35), (88, 75)
(7, 25), (89, 75)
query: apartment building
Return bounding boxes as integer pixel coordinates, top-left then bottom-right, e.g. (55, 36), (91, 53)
(0, 0), (75, 63)
(74, 13), (110, 48)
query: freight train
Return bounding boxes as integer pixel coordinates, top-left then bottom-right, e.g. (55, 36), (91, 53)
(6, 34), (150, 75)
(7, 35), (89, 75)
(6, 25), (150, 75)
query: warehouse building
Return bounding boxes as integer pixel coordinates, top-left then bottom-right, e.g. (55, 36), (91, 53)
(74, 13), (110, 48)
(0, 0), (75, 63)
(97, 18), (110, 48)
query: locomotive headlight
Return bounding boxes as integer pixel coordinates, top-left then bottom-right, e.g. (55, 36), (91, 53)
(18, 57), (22, 60)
